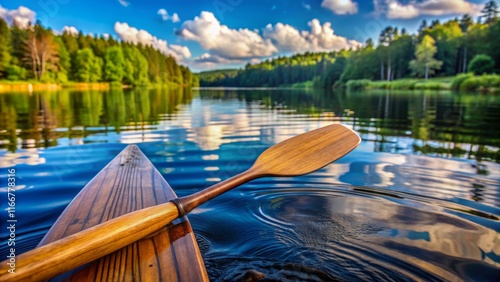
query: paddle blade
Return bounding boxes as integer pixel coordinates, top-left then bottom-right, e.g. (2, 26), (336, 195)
(251, 124), (360, 176)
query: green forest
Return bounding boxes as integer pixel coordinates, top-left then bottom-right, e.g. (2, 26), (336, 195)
(0, 19), (197, 87)
(198, 1), (500, 91)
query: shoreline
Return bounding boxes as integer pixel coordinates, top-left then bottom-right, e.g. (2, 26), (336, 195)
(0, 81), (194, 93)
(0, 82), (123, 92)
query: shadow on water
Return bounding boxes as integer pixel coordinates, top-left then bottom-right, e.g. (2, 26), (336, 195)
(1, 88), (499, 281)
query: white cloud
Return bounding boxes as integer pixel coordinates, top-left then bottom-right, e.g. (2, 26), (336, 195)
(418, 0), (482, 16)
(114, 22), (191, 61)
(193, 53), (230, 65)
(383, 0), (483, 19)
(303, 3), (311, 10)
(171, 13), (180, 23)
(158, 9), (180, 23)
(263, 19), (362, 53)
(177, 12), (361, 69)
(321, 0), (358, 15)
(158, 9), (168, 21)
(118, 0), (130, 7)
(386, 1), (419, 19)
(62, 26), (79, 36)
(176, 11), (277, 60)
(0, 5), (36, 28)
(263, 23), (305, 52)
(170, 44), (191, 58)
(191, 53), (250, 71)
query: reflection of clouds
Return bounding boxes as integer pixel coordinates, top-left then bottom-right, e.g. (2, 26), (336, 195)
(188, 99), (253, 151)
(318, 196), (499, 272)
(202, 154), (218, 161)
(261, 191), (498, 280)
(0, 184), (27, 193)
(339, 153), (500, 208)
(0, 149), (46, 167)
(264, 121), (343, 144)
(366, 200), (500, 268)
(378, 154), (406, 165)
(143, 98), (348, 152)
(121, 131), (158, 144)
(120, 127), (190, 144)
(192, 125), (224, 151)
(322, 164), (350, 183)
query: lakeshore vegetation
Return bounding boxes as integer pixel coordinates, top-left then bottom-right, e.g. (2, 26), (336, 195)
(0, 19), (198, 88)
(198, 1), (500, 92)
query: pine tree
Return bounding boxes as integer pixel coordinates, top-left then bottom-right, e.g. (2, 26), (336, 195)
(481, 0), (499, 24)
(0, 18), (11, 77)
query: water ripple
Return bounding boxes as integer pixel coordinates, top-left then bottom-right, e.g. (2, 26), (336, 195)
(193, 185), (499, 281)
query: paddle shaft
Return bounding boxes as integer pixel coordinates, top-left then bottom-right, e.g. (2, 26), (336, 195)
(0, 202), (179, 282)
(173, 169), (262, 217)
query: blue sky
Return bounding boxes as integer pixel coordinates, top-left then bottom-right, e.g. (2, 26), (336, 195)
(0, 0), (489, 72)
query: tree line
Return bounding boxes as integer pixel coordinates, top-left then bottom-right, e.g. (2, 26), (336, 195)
(198, 1), (499, 89)
(0, 19), (197, 87)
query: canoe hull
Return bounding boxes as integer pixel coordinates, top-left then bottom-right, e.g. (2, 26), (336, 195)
(38, 145), (208, 281)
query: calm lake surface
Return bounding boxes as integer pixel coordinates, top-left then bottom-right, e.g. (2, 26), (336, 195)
(1, 88), (499, 281)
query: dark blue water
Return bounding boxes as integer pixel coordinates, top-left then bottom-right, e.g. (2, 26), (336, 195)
(1, 89), (499, 281)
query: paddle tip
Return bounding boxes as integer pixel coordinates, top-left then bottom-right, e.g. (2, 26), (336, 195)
(251, 123), (361, 176)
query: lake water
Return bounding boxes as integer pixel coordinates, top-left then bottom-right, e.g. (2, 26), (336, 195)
(0, 88), (499, 281)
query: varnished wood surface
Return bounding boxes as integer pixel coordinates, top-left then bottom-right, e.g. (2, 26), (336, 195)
(0, 145), (208, 282)
(252, 124), (360, 176)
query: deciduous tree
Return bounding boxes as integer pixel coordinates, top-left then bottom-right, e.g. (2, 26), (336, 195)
(103, 46), (124, 82)
(468, 54), (495, 74)
(410, 35), (442, 79)
(74, 48), (101, 82)
(23, 22), (59, 80)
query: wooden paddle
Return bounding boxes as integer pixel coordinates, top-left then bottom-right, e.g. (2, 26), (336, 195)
(0, 124), (360, 282)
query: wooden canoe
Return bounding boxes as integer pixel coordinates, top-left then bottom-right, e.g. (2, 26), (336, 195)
(37, 145), (209, 281)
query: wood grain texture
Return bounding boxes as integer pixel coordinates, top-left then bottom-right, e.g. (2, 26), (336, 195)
(0, 145), (208, 282)
(174, 124), (361, 216)
(252, 124), (360, 176)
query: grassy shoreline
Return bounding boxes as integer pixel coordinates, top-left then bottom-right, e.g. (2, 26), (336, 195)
(282, 74), (500, 93)
(0, 81), (190, 92)
(0, 81), (121, 92)
(344, 74), (500, 92)
(4, 75), (499, 93)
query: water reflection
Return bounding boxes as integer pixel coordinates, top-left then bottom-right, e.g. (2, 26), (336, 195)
(1, 89), (498, 162)
(1, 88), (500, 281)
(0, 88), (193, 152)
